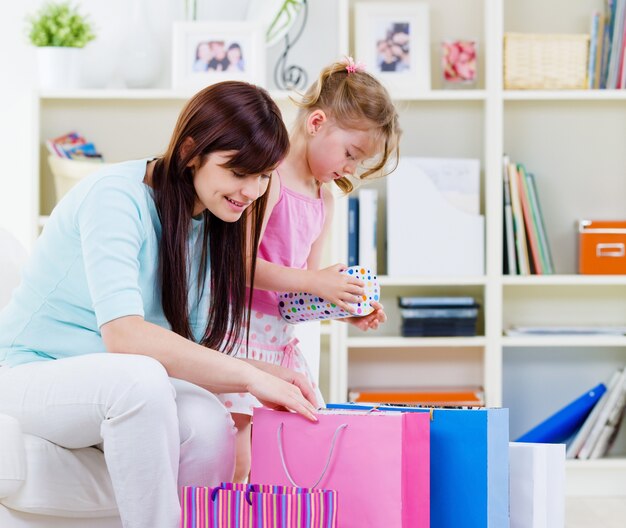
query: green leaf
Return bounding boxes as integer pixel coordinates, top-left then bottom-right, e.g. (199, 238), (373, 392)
(26, 2), (96, 48)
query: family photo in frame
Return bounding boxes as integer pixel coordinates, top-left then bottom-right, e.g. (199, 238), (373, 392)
(172, 21), (265, 90)
(355, 2), (430, 96)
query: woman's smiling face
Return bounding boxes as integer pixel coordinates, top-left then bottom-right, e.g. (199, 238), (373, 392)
(191, 150), (272, 221)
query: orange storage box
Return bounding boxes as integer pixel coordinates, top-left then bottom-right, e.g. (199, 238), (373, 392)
(578, 220), (626, 274)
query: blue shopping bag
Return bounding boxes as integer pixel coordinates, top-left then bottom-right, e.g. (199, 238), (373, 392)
(327, 404), (509, 528)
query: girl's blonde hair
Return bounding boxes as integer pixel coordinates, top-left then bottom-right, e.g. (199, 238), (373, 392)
(295, 60), (401, 193)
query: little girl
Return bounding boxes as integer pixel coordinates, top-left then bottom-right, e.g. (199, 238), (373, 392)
(218, 58), (401, 481)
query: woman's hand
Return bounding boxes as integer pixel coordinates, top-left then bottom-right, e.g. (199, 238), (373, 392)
(343, 301), (387, 331)
(244, 365), (318, 421)
(244, 359), (319, 407)
(306, 263), (365, 314)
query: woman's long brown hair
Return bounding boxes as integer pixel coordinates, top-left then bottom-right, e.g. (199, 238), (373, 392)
(151, 81), (289, 354)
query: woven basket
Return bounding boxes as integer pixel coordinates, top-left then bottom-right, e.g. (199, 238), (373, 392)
(503, 33), (590, 90)
(47, 156), (109, 200)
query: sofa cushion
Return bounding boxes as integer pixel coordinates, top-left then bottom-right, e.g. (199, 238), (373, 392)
(0, 434), (118, 518)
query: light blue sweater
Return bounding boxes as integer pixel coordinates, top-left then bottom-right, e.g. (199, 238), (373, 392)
(0, 159), (209, 367)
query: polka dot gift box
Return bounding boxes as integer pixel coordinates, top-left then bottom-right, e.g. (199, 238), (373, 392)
(278, 266), (380, 323)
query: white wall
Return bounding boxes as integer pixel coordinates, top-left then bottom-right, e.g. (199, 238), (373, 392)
(0, 0), (251, 249)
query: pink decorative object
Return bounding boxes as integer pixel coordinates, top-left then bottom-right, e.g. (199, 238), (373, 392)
(442, 40), (477, 86)
(251, 408), (430, 528)
(278, 266), (379, 323)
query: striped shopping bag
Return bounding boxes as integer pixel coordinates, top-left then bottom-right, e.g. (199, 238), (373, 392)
(181, 483), (337, 528)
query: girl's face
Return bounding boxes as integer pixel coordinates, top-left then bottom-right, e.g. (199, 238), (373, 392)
(306, 114), (380, 184)
(191, 150), (272, 220)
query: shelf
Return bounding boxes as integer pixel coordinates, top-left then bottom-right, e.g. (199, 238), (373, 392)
(347, 336), (486, 348)
(566, 458), (626, 496)
(502, 336), (626, 348)
(38, 88), (487, 103)
(393, 90), (487, 102)
(378, 275), (487, 287)
(566, 457), (626, 470)
(502, 275), (626, 286)
(38, 89), (294, 102)
(503, 90), (626, 101)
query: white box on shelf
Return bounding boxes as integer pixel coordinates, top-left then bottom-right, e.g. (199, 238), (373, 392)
(387, 157), (484, 276)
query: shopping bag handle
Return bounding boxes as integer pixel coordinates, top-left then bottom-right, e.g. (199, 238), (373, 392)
(277, 421), (347, 488)
(210, 483), (257, 506)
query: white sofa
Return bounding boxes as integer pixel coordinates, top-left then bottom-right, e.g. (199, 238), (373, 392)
(0, 228), (121, 527)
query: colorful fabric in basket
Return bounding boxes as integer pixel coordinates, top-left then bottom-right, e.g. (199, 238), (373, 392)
(181, 483), (337, 528)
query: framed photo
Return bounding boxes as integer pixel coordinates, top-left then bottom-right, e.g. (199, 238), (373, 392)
(355, 2), (430, 96)
(172, 21), (265, 91)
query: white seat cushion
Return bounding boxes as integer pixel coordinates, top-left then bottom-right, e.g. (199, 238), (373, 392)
(0, 435), (118, 518)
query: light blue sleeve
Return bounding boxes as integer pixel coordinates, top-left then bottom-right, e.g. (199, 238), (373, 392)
(76, 176), (147, 327)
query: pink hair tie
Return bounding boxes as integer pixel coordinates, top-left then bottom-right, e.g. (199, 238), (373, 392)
(344, 56), (366, 74)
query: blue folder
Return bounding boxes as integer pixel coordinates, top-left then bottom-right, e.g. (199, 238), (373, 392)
(327, 403), (509, 528)
(516, 382), (606, 443)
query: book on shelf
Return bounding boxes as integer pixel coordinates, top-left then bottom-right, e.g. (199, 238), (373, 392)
(598, 0), (626, 88)
(525, 172), (555, 274)
(502, 156), (554, 275)
(398, 296), (476, 307)
(567, 370), (621, 459)
(516, 383), (607, 444)
(589, 373), (626, 458)
(506, 161), (530, 275)
(516, 163), (543, 274)
(358, 188), (378, 273)
(606, 0), (626, 89)
(348, 386), (484, 406)
(588, 10), (601, 89)
(347, 197), (359, 267)
(594, 11), (606, 89)
(505, 325), (626, 336)
(45, 131), (103, 161)
(502, 155), (517, 275)
(578, 367), (626, 459)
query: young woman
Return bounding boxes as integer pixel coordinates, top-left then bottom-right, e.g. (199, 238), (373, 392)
(0, 81), (317, 528)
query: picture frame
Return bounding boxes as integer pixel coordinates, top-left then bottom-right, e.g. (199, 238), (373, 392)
(171, 21), (265, 91)
(354, 2), (431, 96)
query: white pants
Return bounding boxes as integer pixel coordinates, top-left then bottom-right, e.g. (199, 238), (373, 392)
(0, 353), (236, 528)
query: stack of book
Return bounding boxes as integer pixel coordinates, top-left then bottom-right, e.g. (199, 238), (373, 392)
(516, 367), (626, 459)
(398, 296), (479, 337)
(46, 131), (103, 161)
(587, 0), (626, 90)
(502, 155), (554, 275)
(348, 386), (484, 407)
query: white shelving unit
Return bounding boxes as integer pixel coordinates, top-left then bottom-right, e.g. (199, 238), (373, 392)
(29, 0), (626, 497)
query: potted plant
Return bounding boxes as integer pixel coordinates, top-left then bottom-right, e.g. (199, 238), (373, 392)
(27, 2), (96, 90)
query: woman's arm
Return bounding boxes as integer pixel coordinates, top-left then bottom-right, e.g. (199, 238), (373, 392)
(101, 315), (318, 420)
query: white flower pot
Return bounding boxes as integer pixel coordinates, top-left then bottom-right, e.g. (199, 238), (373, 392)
(36, 47), (82, 91)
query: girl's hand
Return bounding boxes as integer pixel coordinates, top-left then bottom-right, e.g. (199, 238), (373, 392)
(344, 301), (387, 331)
(244, 364), (318, 422)
(308, 263), (365, 314)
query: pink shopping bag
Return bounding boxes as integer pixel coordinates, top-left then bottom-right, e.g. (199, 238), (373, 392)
(181, 483), (337, 527)
(250, 408), (429, 528)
